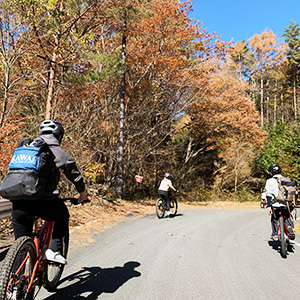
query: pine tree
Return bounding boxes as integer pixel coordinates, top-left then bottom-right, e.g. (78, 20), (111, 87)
(283, 21), (300, 119)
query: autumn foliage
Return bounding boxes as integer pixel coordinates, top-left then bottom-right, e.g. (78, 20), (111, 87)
(0, 0), (298, 200)
(0, 121), (25, 175)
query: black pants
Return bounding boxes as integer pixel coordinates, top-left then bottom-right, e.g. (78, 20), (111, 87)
(158, 190), (170, 211)
(271, 205), (294, 236)
(12, 200), (69, 252)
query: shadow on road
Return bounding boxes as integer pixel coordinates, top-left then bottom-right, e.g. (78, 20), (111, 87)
(42, 261), (141, 299)
(0, 236), (13, 265)
(0, 244), (11, 265)
(170, 213), (183, 218)
(268, 240), (295, 257)
(0, 248), (9, 263)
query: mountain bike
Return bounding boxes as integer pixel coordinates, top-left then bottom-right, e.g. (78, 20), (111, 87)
(155, 194), (178, 219)
(275, 206), (294, 258)
(0, 197), (89, 300)
(260, 198), (267, 209)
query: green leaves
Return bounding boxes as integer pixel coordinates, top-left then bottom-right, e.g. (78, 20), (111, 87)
(283, 21), (300, 65)
(255, 121), (300, 182)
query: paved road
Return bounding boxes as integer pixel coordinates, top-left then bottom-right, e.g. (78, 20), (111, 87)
(36, 209), (300, 300)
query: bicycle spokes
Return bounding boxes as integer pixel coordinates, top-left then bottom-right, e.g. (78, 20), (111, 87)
(0, 237), (37, 300)
(156, 199), (165, 219)
(6, 272), (30, 300)
(6, 260), (32, 300)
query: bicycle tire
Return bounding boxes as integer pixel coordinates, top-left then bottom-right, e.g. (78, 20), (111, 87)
(156, 198), (165, 219)
(169, 199), (178, 217)
(279, 217), (287, 258)
(43, 229), (69, 292)
(0, 236), (37, 300)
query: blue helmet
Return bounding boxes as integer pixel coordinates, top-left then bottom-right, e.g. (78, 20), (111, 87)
(164, 173), (172, 178)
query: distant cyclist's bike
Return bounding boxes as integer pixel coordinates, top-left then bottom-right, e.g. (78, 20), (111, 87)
(260, 198), (267, 209)
(156, 195), (178, 219)
(0, 197), (89, 300)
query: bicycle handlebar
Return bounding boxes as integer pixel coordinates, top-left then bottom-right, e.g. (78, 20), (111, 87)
(61, 197), (91, 205)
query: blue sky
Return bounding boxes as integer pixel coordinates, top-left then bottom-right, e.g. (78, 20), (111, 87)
(188, 0), (300, 43)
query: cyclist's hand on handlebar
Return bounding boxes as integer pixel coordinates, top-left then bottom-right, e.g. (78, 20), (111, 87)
(69, 198), (89, 205)
(267, 207), (272, 216)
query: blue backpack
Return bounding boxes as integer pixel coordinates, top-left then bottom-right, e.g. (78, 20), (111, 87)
(0, 138), (55, 200)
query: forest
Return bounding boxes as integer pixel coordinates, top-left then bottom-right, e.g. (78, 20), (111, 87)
(0, 0), (300, 202)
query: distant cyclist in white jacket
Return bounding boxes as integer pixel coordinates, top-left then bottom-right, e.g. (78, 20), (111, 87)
(265, 164), (295, 241)
(158, 173), (177, 216)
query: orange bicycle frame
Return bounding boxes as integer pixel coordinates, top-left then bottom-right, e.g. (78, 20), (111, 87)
(8, 220), (54, 293)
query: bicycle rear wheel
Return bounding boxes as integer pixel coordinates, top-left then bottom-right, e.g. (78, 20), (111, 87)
(279, 217), (287, 258)
(0, 236), (37, 300)
(43, 229), (69, 292)
(156, 198), (165, 219)
(169, 199), (178, 217)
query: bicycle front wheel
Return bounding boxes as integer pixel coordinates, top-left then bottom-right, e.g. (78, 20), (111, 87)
(156, 198), (165, 219)
(292, 208), (297, 224)
(169, 199), (178, 217)
(43, 229), (69, 292)
(279, 217), (287, 258)
(0, 236), (37, 300)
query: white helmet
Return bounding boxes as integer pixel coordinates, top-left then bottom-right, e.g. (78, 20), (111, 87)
(39, 120), (64, 140)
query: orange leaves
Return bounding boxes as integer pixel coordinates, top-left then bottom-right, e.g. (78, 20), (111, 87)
(0, 121), (25, 175)
(186, 69), (267, 191)
(126, 0), (214, 83)
(189, 70), (266, 151)
(228, 40), (252, 75)
(248, 29), (287, 70)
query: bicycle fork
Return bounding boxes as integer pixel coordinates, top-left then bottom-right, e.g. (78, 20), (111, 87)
(277, 218), (289, 240)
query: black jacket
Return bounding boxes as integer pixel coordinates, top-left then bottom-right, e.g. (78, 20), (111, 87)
(31, 134), (85, 199)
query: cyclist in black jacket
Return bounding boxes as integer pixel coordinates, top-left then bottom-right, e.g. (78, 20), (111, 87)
(12, 120), (88, 264)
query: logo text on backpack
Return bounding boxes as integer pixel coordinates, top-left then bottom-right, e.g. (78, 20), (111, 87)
(11, 154), (37, 164)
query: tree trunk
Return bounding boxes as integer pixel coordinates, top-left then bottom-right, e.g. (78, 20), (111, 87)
(0, 66), (10, 127)
(117, 10), (127, 199)
(234, 146), (239, 197)
(293, 73), (297, 119)
(260, 74), (264, 127)
(273, 79), (278, 126)
(266, 79), (269, 124)
(274, 94), (277, 126)
(281, 91), (284, 123)
(45, 36), (58, 120)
